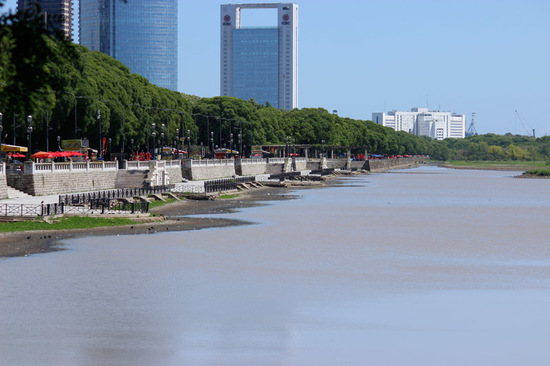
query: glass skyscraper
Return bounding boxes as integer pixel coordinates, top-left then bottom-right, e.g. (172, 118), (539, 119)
(232, 28), (279, 108)
(80, 0), (177, 91)
(17, 0), (73, 40)
(221, 3), (298, 110)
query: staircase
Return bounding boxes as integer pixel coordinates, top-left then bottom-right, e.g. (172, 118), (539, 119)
(115, 170), (149, 189)
(7, 186), (32, 199)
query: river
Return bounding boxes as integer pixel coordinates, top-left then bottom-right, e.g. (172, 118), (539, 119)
(1, 166), (549, 365)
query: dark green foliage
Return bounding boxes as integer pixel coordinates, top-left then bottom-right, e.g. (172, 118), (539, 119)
(524, 169), (550, 177)
(4, 6), (547, 161)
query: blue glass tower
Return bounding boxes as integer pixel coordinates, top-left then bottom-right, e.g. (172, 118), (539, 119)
(80, 0), (177, 91)
(221, 4), (298, 110)
(232, 28), (279, 108)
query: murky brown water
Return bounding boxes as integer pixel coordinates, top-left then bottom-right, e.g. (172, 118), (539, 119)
(1, 166), (549, 365)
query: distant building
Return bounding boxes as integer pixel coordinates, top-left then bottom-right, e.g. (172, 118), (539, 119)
(372, 108), (466, 140)
(17, 0), (73, 40)
(220, 3), (298, 110)
(79, 0), (178, 91)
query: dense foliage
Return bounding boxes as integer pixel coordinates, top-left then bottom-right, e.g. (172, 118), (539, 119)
(1, 8), (549, 161)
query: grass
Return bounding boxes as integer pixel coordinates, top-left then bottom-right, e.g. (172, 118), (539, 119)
(148, 197), (178, 210)
(523, 169), (550, 177)
(0, 216), (137, 233)
(445, 160), (548, 168)
(219, 193), (240, 200)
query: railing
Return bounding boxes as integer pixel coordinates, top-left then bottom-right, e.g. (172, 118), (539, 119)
(5, 161), (119, 174)
(0, 202), (64, 217)
(124, 160), (151, 170)
(267, 158), (286, 163)
(203, 176), (256, 194)
(59, 186), (171, 206)
(0, 162), (5, 175)
(238, 158), (267, 165)
(183, 159), (233, 168)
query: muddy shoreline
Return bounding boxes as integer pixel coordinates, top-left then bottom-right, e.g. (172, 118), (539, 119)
(0, 185), (310, 258)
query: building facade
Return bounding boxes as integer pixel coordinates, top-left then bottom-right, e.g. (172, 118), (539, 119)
(17, 0), (73, 40)
(220, 3), (298, 110)
(372, 108), (466, 140)
(79, 0), (177, 91)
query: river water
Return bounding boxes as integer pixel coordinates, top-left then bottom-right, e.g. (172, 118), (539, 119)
(1, 166), (550, 366)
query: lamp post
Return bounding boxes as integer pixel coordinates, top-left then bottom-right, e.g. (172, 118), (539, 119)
(238, 132), (242, 157)
(229, 133), (233, 157)
(210, 131), (214, 154)
(161, 123), (165, 159)
(108, 138), (112, 161)
(27, 115), (33, 161)
(322, 139), (326, 158)
(130, 138), (134, 159)
(175, 128), (179, 158)
(57, 135), (61, 151)
(187, 129), (191, 159)
(151, 122), (156, 159)
(97, 109), (102, 159)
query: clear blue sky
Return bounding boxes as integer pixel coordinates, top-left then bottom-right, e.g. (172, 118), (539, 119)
(3, 0), (549, 136)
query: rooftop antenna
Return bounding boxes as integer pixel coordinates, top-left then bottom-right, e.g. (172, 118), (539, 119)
(466, 112), (478, 137)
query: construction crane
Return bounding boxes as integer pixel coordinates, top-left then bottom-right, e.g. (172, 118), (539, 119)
(466, 112), (477, 137)
(515, 110), (535, 137)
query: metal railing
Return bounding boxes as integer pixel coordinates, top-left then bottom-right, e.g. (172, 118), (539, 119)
(59, 186), (171, 206)
(203, 176), (256, 194)
(0, 203), (64, 217)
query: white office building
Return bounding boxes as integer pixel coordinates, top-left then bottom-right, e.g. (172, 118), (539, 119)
(220, 3), (298, 110)
(372, 108), (466, 140)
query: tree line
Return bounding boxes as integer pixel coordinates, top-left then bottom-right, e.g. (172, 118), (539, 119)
(1, 7), (548, 161)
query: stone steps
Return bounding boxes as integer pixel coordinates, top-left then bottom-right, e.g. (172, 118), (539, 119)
(7, 186), (32, 199)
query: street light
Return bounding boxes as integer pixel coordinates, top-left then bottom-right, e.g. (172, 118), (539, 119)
(108, 138), (112, 161)
(210, 131), (214, 154)
(130, 138), (134, 159)
(97, 109), (102, 159)
(27, 115), (33, 161)
(175, 128), (179, 158)
(187, 129), (191, 159)
(151, 122), (156, 159)
(238, 132), (242, 157)
(57, 135), (61, 151)
(322, 139), (326, 158)
(161, 123), (165, 159)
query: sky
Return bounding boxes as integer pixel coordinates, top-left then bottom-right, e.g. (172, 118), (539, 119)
(3, 0), (549, 136)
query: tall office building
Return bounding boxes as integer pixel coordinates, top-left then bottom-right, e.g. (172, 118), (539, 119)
(17, 0), (73, 40)
(220, 3), (298, 110)
(372, 108), (466, 140)
(79, 0), (177, 91)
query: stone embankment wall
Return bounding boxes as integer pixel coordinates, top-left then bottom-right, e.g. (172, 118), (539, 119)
(0, 172), (8, 199)
(366, 157), (427, 172)
(166, 166), (184, 183)
(236, 160), (268, 176)
(182, 163), (236, 181)
(8, 171), (118, 196)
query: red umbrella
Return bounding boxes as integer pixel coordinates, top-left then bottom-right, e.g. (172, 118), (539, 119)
(11, 153), (26, 158)
(32, 151), (54, 159)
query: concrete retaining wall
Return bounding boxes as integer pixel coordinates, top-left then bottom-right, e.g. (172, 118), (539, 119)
(0, 176), (8, 199)
(326, 159), (348, 170)
(166, 166), (184, 183)
(367, 157), (427, 172)
(8, 170), (118, 196)
(182, 164), (236, 181)
(236, 162), (268, 176)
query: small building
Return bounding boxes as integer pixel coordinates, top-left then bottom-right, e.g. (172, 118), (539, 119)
(372, 108), (466, 140)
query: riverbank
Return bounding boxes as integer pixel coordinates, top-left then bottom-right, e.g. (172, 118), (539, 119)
(0, 184), (314, 258)
(440, 160), (547, 171)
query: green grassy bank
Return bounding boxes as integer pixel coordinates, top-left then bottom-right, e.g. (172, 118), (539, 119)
(0, 216), (138, 233)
